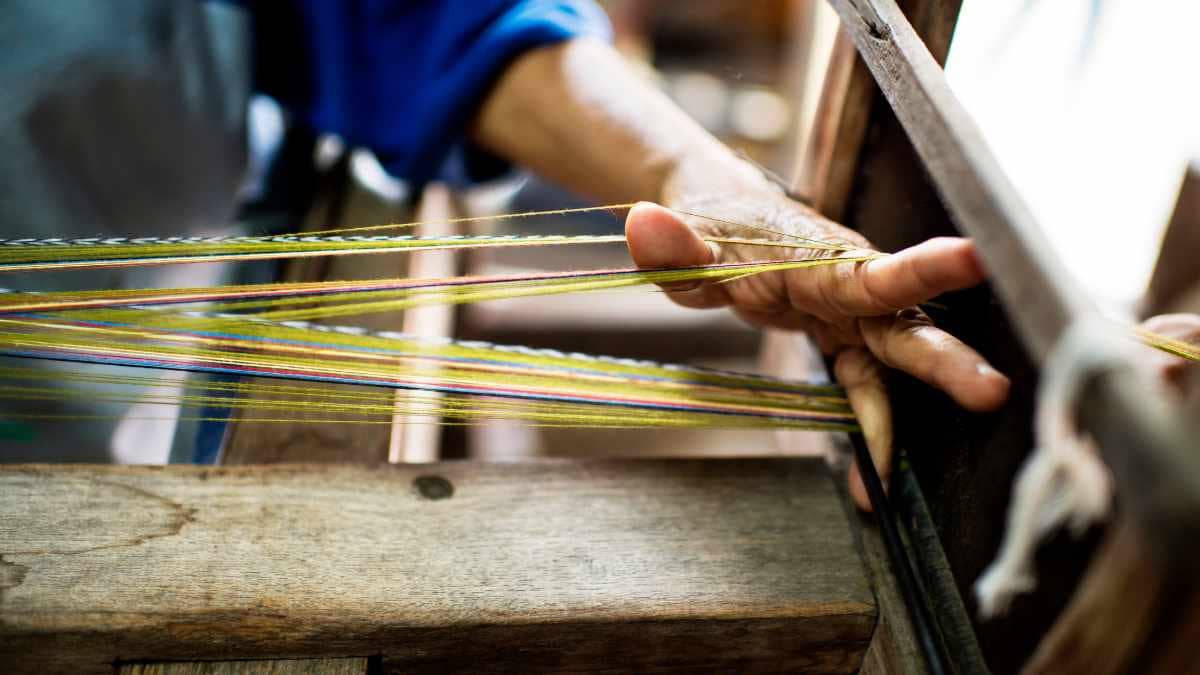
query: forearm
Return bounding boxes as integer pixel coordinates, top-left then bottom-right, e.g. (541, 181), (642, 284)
(472, 38), (773, 207)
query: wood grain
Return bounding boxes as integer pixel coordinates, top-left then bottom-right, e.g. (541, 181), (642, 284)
(831, 460), (925, 675)
(1020, 520), (1156, 675)
(0, 459), (875, 674)
(119, 658), (368, 675)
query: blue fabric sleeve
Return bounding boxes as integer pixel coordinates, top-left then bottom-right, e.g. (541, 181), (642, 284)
(249, 0), (611, 187)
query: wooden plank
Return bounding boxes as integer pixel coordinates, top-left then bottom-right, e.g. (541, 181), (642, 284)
(119, 658), (368, 675)
(201, 170), (459, 671)
(0, 459), (875, 674)
(1022, 515), (1200, 675)
(1021, 520), (1157, 675)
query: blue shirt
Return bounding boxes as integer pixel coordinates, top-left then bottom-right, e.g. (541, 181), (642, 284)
(248, 0), (611, 186)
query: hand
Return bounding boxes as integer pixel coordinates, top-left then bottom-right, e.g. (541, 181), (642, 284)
(1139, 313), (1200, 394)
(625, 192), (1011, 510)
(473, 38), (1009, 507)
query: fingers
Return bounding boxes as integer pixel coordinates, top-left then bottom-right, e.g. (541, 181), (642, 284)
(835, 347), (893, 512)
(859, 311), (1010, 412)
(1139, 313), (1200, 393)
(625, 202), (729, 308)
(802, 237), (986, 318)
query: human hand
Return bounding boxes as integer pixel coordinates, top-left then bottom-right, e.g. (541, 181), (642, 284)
(1138, 313), (1200, 395)
(624, 192), (1011, 510)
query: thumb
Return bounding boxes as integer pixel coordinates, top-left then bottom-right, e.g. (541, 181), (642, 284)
(625, 202), (728, 308)
(625, 202), (715, 267)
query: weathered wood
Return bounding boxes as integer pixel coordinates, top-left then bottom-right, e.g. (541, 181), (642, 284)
(801, 0), (1110, 668)
(0, 459), (875, 674)
(820, 7), (1055, 670)
(1020, 520), (1155, 675)
(119, 658), (368, 675)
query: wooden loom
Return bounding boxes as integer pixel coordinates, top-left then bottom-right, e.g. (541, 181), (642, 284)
(3, 1), (1199, 673)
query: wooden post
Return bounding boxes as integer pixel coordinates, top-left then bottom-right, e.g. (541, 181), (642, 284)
(388, 184), (460, 464)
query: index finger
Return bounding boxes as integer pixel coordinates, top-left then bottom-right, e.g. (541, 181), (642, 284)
(801, 237), (986, 318)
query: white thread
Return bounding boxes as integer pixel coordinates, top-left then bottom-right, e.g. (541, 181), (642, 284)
(975, 316), (1130, 618)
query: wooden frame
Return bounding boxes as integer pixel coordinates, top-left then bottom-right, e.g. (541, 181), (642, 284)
(6, 0), (1196, 672)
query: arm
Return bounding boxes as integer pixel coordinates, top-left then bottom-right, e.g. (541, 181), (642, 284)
(473, 38), (1010, 509)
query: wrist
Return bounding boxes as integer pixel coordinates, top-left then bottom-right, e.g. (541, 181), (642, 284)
(659, 151), (871, 250)
(660, 151), (782, 211)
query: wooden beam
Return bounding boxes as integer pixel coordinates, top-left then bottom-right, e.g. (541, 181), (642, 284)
(1021, 519), (1171, 675)
(0, 459), (875, 674)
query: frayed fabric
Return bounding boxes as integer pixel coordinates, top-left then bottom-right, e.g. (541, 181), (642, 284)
(975, 318), (1127, 619)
